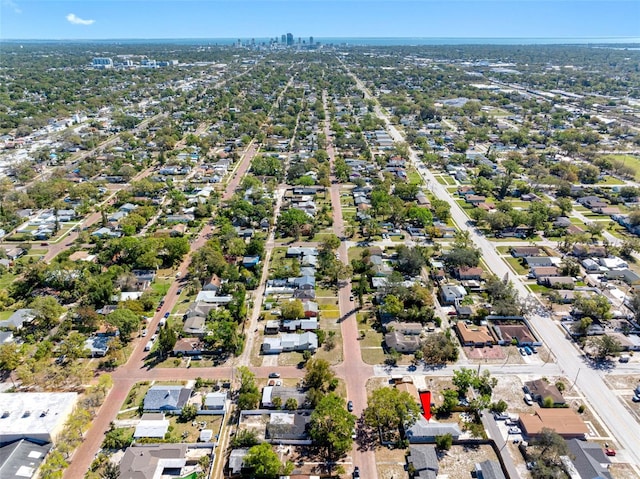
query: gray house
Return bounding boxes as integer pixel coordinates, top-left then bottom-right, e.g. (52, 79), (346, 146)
(0, 309), (36, 330)
(143, 386), (192, 413)
(407, 445), (439, 479)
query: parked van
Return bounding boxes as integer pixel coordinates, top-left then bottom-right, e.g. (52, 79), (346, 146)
(144, 341), (153, 351)
(524, 393), (533, 406)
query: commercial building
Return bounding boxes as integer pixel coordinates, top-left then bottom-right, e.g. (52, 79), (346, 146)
(0, 392), (78, 444)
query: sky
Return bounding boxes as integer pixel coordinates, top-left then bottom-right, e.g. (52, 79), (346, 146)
(1, 0), (639, 41)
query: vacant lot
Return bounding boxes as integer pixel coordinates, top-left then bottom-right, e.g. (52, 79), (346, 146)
(439, 444), (499, 477)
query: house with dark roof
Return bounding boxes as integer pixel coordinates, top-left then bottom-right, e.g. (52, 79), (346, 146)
(119, 444), (189, 479)
(142, 385), (192, 413)
(265, 412), (311, 443)
(524, 379), (566, 406)
(0, 439), (51, 478)
(182, 315), (207, 336)
(475, 460), (506, 479)
(407, 445), (439, 479)
(565, 439), (612, 479)
(172, 338), (203, 356)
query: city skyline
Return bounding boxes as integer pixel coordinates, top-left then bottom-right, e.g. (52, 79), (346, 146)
(1, 0), (639, 41)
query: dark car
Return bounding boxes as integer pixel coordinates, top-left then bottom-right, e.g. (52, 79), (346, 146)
(353, 466), (360, 478)
(269, 372), (280, 378)
(164, 312), (170, 319)
(347, 400), (354, 412)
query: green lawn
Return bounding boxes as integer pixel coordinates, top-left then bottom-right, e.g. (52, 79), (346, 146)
(602, 154), (640, 181)
(505, 257), (529, 275)
(435, 176), (448, 185)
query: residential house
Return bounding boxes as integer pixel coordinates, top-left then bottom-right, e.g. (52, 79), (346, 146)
(281, 319), (319, 332)
(172, 338), (203, 356)
(385, 331), (422, 353)
(0, 439), (52, 479)
(84, 336), (111, 357)
(456, 266), (483, 280)
(183, 316), (207, 337)
(0, 309), (36, 330)
(261, 386), (307, 409)
(565, 439), (613, 479)
(474, 460), (506, 479)
(538, 276), (575, 287)
(133, 413), (170, 439)
(519, 409), (588, 438)
(511, 246), (543, 258)
(407, 445), (439, 479)
(530, 266), (559, 279)
(265, 411), (312, 443)
(577, 196), (608, 210)
(572, 245), (607, 258)
(524, 379), (566, 407)
(195, 291), (233, 304)
(261, 332), (318, 354)
(406, 416), (462, 443)
(525, 256), (557, 267)
(118, 444), (190, 479)
(492, 323), (538, 346)
(202, 274), (222, 292)
(142, 385), (192, 413)
(302, 301), (318, 318)
(242, 256), (260, 268)
(455, 321), (496, 347)
(228, 448), (249, 476)
(200, 392), (227, 415)
(604, 269), (640, 285)
(439, 285), (467, 305)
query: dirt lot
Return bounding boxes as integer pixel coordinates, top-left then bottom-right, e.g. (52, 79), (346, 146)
(439, 444), (499, 477)
(374, 446), (406, 479)
(489, 375), (536, 414)
(464, 346), (506, 360)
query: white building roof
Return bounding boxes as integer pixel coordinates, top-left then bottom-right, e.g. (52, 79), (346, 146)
(0, 393), (78, 444)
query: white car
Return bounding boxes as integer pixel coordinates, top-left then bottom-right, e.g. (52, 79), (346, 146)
(508, 426), (522, 435)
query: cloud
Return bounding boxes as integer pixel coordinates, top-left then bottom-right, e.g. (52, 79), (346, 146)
(66, 13), (95, 26)
(2, 0), (21, 14)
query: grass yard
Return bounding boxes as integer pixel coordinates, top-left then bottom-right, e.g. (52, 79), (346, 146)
(0, 273), (17, 289)
(505, 257), (529, 275)
(118, 381), (153, 418)
(598, 175), (625, 185)
(435, 176), (448, 185)
(602, 154), (640, 181)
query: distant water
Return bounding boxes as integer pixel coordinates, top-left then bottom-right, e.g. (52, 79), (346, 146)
(3, 37), (640, 46)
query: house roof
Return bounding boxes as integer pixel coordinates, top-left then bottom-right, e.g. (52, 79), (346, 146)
(385, 331), (422, 352)
(204, 392), (227, 409)
(0, 439), (52, 479)
(183, 316), (206, 334)
(494, 324), (535, 344)
(476, 460), (506, 479)
(173, 338), (202, 353)
(133, 415), (170, 438)
(143, 386), (192, 411)
(406, 417), (462, 442)
(119, 444), (188, 479)
(524, 379), (565, 404)
(228, 448), (249, 475)
(566, 439), (612, 479)
(408, 445), (439, 479)
(519, 409), (588, 437)
(0, 309), (36, 330)
(456, 321), (495, 344)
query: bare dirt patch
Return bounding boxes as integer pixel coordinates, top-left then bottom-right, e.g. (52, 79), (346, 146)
(465, 346), (506, 360)
(374, 446), (406, 479)
(439, 444), (499, 476)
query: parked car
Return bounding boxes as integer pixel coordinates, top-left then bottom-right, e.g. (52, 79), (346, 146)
(141, 329), (148, 337)
(523, 346), (533, 355)
(523, 393), (533, 405)
(164, 312), (170, 319)
(508, 426), (522, 435)
(269, 372), (280, 378)
(494, 413), (509, 421)
(632, 395), (640, 403)
(353, 466), (360, 478)
(347, 400), (354, 412)
(605, 448), (617, 457)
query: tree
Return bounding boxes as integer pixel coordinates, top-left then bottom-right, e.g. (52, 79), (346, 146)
(437, 389), (459, 415)
(363, 387), (421, 443)
(421, 332), (459, 365)
(587, 335), (622, 360)
(278, 208), (310, 239)
(102, 426), (134, 449)
(396, 245), (427, 276)
(309, 393), (355, 462)
(281, 299), (304, 320)
(285, 398), (298, 410)
(30, 296), (64, 328)
(179, 404), (198, 422)
(382, 294), (403, 317)
(244, 443), (283, 479)
(532, 428), (569, 469)
(106, 309), (140, 339)
(237, 366), (260, 410)
(58, 332), (87, 360)
(435, 433), (453, 451)
(573, 293), (611, 321)
(0, 343), (21, 373)
(157, 326), (177, 358)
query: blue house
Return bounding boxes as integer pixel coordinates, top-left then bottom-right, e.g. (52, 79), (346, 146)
(242, 256), (260, 268)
